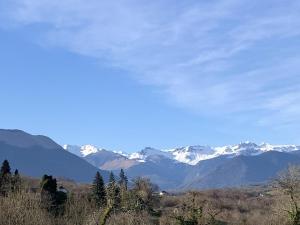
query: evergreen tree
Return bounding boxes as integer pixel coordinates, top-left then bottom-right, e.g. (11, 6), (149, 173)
(107, 171), (116, 206)
(119, 169), (129, 209)
(0, 160), (11, 175)
(0, 160), (12, 195)
(12, 169), (22, 192)
(119, 169), (128, 190)
(107, 171), (120, 208)
(92, 171), (106, 207)
(109, 171), (115, 184)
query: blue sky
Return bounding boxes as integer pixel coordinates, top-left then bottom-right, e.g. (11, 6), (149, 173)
(0, 0), (300, 152)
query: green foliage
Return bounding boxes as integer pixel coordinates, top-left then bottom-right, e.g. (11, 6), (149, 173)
(99, 206), (113, 225)
(0, 160), (12, 195)
(11, 169), (22, 192)
(0, 160), (11, 175)
(119, 169), (128, 190)
(40, 174), (67, 215)
(131, 177), (158, 212)
(106, 171), (121, 209)
(41, 175), (57, 195)
(92, 171), (106, 207)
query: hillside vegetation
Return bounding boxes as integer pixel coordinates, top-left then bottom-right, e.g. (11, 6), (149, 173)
(0, 160), (300, 225)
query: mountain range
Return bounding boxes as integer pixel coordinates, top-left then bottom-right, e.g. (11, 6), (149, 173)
(0, 129), (299, 190)
(64, 142), (300, 165)
(63, 142), (300, 190)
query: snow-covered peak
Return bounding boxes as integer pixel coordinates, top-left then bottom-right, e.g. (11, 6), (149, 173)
(259, 143), (299, 152)
(81, 145), (101, 156)
(167, 145), (215, 165)
(164, 142), (300, 165)
(129, 147), (171, 162)
(230, 142), (261, 156)
(63, 144), (103, 157)
(63, 142), (300, 166)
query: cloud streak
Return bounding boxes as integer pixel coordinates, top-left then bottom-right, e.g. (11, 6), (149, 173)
(1, 0), (300, 126)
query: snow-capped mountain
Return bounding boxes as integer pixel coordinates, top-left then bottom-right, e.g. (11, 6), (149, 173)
(3, 129), (300, 190)
(63, 142), (300, 166)
(169, 142), (300, 165)
(61, 141), (300, 190)
(167, 146), (216, 165)
(128, 147), (172, 162)
(63, 144), (107, 157)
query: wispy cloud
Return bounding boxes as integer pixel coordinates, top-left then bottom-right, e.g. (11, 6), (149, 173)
(1, 0), (300, 126)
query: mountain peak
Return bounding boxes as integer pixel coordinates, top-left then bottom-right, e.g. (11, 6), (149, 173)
(64, 142), (300, 166)
(63, 144), (104, 157)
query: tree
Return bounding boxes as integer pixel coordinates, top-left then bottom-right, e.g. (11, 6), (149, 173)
(0, 160), (12, 195)
(41, 175), (57, 194)
(119, 169), (128, 190)
(0, 160), (11, 175)
(119, 169), (129, 209)
(276, 165), (300, 225)
(107, 172), (120, 208)
(41, 175), (57, 211)
(40, 174), (67, 215)
(11, 169), (22, 192)
(132, 177), (158, 211)
(92, 171), (106, 207)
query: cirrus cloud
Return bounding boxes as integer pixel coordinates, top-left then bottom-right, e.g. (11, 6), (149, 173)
(1, 0), (300, 127)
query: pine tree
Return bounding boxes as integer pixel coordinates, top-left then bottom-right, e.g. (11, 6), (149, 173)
(92, 171), (106, 207)
(0, 160), (12, 195)
(12, 169), (21, 192)
(0, 160), (11, 175)
(119, 169), (129, 209)
(109, 171), (115, 184)
(119, 169), (128, 190)
(106, 171), (120, 208)
(107, 171), (115, 206)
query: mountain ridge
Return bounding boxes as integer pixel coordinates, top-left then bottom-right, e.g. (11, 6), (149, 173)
(63, 142), (300, 166)
(0, 129), (109, 183)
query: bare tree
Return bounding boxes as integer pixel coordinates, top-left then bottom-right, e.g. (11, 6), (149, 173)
(275, 165), (300, 225)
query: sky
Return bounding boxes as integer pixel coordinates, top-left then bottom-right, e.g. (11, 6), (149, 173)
(0, 0), (300, 152)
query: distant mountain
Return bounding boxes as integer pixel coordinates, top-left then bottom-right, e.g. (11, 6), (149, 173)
(125, 154), (191, 190)
(128, 147), (172, 162)
(63, 144), (137, 170)
(123, 142), (299, 165)
(63, 144), (107, 157)
(184, 151), (300, 189)
(66, 142), (299, 166)
(166, 142), (300, 165)
(63, 142), (300, 190)
(124, 150), (300, 190)
(0, 129), (108, 183)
